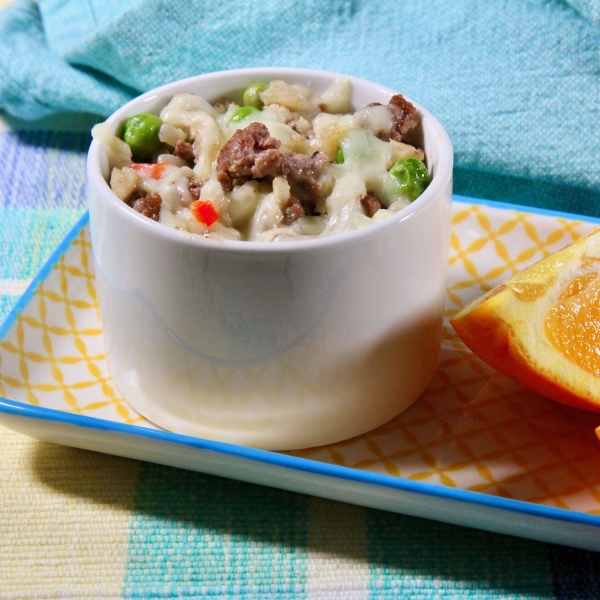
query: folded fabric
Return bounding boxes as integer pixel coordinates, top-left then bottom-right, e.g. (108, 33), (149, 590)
(566, 0), (600, 24)
(1, 0), (599, 197)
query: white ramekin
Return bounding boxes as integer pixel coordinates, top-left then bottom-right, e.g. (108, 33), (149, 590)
(87, 67), (453, 450)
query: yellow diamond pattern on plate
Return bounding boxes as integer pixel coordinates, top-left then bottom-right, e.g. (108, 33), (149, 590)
(1, 202), (600, 515)
(0, 229), (148, 426)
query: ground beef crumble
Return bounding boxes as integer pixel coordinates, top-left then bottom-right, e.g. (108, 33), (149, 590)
(174, 140), (195, 161)
(188, 178), (207, 200)
(388, 94), (419, 142)
(252, 149), (284, 179)
(280, 151), (329, 207)
(129, 192), (162, 221)
(360, 194), (381, 218)
(282, 197), (305, 225)
(216, 123), (328, 206)
(216, 123), (281, 184)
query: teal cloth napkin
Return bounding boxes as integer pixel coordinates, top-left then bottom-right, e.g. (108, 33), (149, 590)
(1, 0), (600, 214)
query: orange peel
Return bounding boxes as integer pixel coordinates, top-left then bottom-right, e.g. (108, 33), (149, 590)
(451, 229), (600, 426)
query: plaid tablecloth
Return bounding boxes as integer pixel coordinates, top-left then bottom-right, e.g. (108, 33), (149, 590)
(1, 124), (600, 599)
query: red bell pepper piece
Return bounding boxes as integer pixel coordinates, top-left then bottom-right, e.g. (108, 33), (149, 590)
(131, 163), (170, 179)
(190, 200), (219, 226)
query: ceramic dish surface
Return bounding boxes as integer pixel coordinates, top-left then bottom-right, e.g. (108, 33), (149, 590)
(87, 68), (453, 450)
(1, 197), (600, 551)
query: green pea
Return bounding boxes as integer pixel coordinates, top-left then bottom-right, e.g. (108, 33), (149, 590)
(388, 158), (430, 201)
(229, 106), (259, 125)
(243, 82), (268, 109)
(335, 147), (344, 164)
(122, 113), (163, 161)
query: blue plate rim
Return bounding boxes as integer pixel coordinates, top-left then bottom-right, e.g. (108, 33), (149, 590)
(1, 197), (600, 530)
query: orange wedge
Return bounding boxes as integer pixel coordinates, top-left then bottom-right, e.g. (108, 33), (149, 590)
(451, 228), (600, 417)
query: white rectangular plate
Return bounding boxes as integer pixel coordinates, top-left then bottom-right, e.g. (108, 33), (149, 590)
(2, 196), (600, 551)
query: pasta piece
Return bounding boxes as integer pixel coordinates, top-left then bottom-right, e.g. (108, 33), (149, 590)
(316, 78), (352, 114)
(109, 166), (138, 201)
(260, 80), (312, 112)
